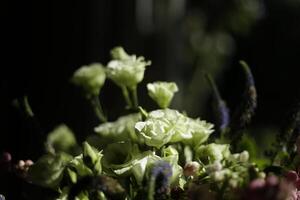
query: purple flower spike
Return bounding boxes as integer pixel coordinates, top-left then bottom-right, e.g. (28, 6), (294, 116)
(205, 73), (230, 132)
(148, 161), (173, 200)
(230, 61), (257, 148)
(232, 61), (257, 130)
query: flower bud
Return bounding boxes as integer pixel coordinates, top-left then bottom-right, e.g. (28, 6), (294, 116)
(265, 175), (279, 186)
(211, 169), (230, 182)
(295, 178), (300, 190)
(285, 170), (299, 183)
(249, 178), (265, 189)
(15, 159), (34, 178)
(147, 82), (178, 108)
(71, 63), (106, 98)
(206, 161), (222, 173)
(184, 161), (200, 177)
(239, 151), (249, 162)
(1, 152), (12, 163)
(229, 179), (239, 188)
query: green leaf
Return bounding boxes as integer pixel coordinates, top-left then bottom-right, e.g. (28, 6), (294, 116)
(74, 191), (89, 200)
(67, 168), (77, 184)
(28, 153), (72, 189)
(56, 187), (69, 200)
(82, 142), (98, 166)
(68, 155), (93, 177)
(82, 141), (103, 175)
(103, 142), (161, 184)
(161, 146), (183, 185)
(97, 191), (107, 200)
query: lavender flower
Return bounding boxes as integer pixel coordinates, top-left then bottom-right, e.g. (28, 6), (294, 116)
(148, 161), (173, 200)
(232, 61), (257, 129)
(230, 61), (257, 146)
(205, 74), (230, 133)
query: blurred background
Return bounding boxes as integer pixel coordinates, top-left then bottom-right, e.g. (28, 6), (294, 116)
(1, 0), (300, 161)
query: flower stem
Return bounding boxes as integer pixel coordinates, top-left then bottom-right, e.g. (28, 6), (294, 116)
(131, 86), (139, 109)
(122, 86), (133, 108)
(91, 97), (107, 123)
(23, 96), (34, 117)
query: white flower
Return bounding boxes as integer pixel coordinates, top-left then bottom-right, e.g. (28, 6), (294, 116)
(71, 63), (106, 98)
(147, 82), (178, 108)
(106, 47), (151, 88)
(135, 109), (213, 149)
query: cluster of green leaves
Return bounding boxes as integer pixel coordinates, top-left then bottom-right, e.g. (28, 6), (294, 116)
(27, 47), (265, 200)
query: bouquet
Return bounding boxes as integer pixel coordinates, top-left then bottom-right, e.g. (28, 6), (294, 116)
(1, 47), (300, 200)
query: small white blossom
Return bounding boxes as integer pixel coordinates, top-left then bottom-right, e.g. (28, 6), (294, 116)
(239, 151), (250, 162)
(147, 82), (178, 108)
(106, 47), (151, 88)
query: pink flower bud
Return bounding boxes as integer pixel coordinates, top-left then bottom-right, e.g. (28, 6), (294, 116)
(25, 160), (34, 166)
(285, 170), (299, 183)
(295, 179), (300, 190)
(184, 161), (200, 177)
(266, 175), (279, 186)
(249, 178), (265, 189)
(1, 152), (12, 163)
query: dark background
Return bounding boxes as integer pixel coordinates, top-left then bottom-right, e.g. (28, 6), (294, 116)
(1, 0), (300, 161)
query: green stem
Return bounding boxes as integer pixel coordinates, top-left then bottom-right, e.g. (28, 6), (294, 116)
(131, 86), (139, 108)
(91, 97), (107, 123)
(122, 86), (133, 108)
(23, 96), (34, 117)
